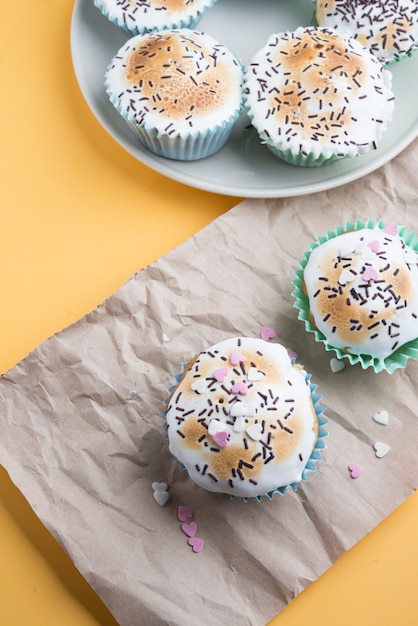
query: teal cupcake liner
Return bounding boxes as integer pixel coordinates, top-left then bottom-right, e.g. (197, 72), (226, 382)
(292, 219), (418, 374)
(265, 143), (348, 168)
(107, 92), (242, 160)
(163, 362), (328, 502)
(311, 5), (418, 67)
(93, 0), (217, 36)
(243, 93), (356, 168)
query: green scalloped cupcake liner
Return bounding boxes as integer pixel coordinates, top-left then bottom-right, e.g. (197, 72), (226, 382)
(163, 362), (328, 502)
(292, 219), (418, 374)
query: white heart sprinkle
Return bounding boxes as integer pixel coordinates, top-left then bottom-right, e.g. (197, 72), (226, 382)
(404, 247), (417, 264)
(374, 442), (390, 458)
(161, 333), (170, 343)
(373, 410), (389, 426)
(208, 419), (223, 436)
(153, 490), (169, 506)
(330, 357), (345, 373)
(152, 482), (168, 492)
(233, 416), (246, 432)
(354, 242), (366, 255)
(191, 378), (207, 393)
(360, 247), (374, 260)
(246, 423), (263, 441)
(247, 367), (264, 382)
(338, 269), (355, 286)
(340, 244), (354, 257)
(229, 401), (256, 418)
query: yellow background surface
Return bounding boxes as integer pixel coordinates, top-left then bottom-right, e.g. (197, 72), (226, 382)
(1, 2), (417, 624)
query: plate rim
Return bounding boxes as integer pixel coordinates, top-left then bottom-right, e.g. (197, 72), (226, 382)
(70, 0), (418, 198)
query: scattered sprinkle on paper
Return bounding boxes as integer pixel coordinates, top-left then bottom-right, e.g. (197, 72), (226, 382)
(287, 348), (298, 360)
(260, 326), (282, 341)
(126, 389), (137, 400)
(348, 463), (364, 479)
(181, 522), (197, 538)
(330, 357), (345, 373)
(152, 482), (168, 492)
(177, 507), (204, 553)
(260, 326), (276, 341)
(177, 506), (193, 522)
(162, 333), (170, 343)
(188, 537), (204, 553)
(374, 442), (390, 458)
(373, 410), (389, 426)
(152, 481), (169, 506)
(153, 490), (169, 506)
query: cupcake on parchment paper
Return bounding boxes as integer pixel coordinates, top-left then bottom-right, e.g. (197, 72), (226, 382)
(293, 220), (418, 373)
(164, 337), (327, 501)
(244, 26), (395, 167)
(314, 0), (418, 65)
(105, 29), (244, 160)
(93, 0), (217, 36)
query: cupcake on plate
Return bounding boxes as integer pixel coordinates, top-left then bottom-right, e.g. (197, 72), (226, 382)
(164, 337), (327, 501)
(105, 29), (244, 160)
(293, 220), (418, 373)
(93, 0), (217, 36)
(314, 0), (418, 65)
(244, 26), (395, 167)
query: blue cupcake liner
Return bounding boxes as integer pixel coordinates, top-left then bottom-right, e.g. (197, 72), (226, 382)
(163, 363), (328, 502)
(106, 94), (242, 161)
(93, 0), (217, 36)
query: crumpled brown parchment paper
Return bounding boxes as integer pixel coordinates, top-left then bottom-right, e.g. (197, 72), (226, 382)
(1, 139), (418, 626)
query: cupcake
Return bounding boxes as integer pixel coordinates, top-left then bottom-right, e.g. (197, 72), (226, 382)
(293, 220), (418, 373)
(244, 26), (395, 167)
(105, 29), (244, 161)
(314, 0), (418, 65)
(93, 0), (217, 36)
(164, 337), (327, 500)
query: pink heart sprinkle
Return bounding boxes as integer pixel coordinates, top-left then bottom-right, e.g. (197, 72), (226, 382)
(384, 221), (398, 236)
(287, 348), (298, 360)
(213, 430), (229, 448)
(362, 266), (379, 282)
(260, 326), (276, 341)
(348, 463), (364, 479)
(231, 381), (248, 395)
(181, 522), (197, 538)
(188, 537), (204, 553)
(213, 367), (228, 383)
(177, 506), (193, 522)
(230, 351), (247, 366)
(367, 240), (380, 253)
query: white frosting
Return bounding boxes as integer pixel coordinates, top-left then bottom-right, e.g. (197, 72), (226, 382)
(315, 0), (418, 64)
(304, 226), (418, 359)
(165, 337), (318, 498)
(244, 26), (394, 160)
(94, 0), (215, 33)
(105, 29), (243, 136)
